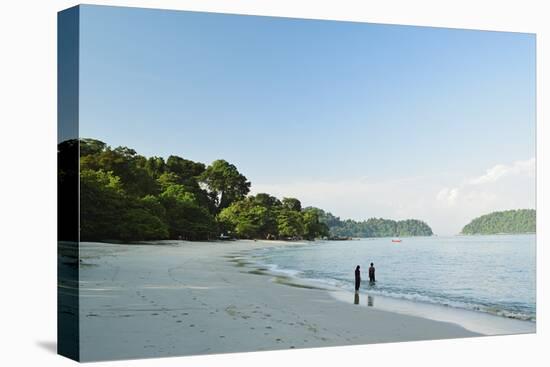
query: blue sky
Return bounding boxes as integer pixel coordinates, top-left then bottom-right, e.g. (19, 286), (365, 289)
(78, 5), (536, 234)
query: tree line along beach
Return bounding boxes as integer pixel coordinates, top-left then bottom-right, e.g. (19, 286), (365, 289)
(59, 138), (535, 243)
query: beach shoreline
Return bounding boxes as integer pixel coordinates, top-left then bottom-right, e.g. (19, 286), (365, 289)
(239, 240), (536, 336)
(78, 239), (484, 361)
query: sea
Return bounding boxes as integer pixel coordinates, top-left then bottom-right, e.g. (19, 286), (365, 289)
(248, 234), (536, 332)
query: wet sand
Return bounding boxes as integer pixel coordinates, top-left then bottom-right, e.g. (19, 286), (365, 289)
(77, 240), (479, 362)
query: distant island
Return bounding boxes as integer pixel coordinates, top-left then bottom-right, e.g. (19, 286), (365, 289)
(59, 138), (434, 242)
(310, 208), (433, 238)
(461, 209), (536, 235)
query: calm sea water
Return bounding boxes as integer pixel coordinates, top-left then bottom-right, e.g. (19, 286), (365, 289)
(250, 235), (536, 321)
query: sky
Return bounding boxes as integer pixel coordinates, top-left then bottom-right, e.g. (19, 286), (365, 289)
(78, 5), (536, 235)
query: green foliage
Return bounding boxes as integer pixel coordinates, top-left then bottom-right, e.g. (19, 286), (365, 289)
(159, 184), (217, 240)
(302, 208), (330, 240)
(145, 157), (166, 179)
(218, 199), (271, 239)
(166, 155), (205, 179)
(80, 169), (127, 240)
(307, 207), (433, 238)
(461, 209), (536, 235)
(140, 195), (168, 222)
(281, 197), (302, 212)
(251, 193), (281, 208)
(218, 195), (328, 240)
(157, 172), (181, 191)
(276, 209), (304, 238)
(118, 208), (169, 241)
(78, 139), (219, 242)
(73, 138), (433, 242)
(79, 138), (106, 157)
(80, 139), (158, 197)
(200, 159), (251, 211)
(79, 169), (170, 241)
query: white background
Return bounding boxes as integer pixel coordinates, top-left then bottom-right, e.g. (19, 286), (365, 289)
(0, 0), (548, 366)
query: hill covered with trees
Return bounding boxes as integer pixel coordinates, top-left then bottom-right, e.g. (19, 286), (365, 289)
(306, 208), (433, 238)
(461, 209), (536, 235)
(59, 138), (328, 242)
(58, 138), (434, 242)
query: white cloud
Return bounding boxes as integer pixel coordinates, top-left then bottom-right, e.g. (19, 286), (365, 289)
(467, 157), (535, 185)
(437, 157), (535, 208)
(436, 157), (536, 210)
(429, 157), (535, 233)
(251, 157), (535, 236)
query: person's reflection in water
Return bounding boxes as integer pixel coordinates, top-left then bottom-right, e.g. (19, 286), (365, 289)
(354, 292), (360, 305)
(367, 294), (374, 307)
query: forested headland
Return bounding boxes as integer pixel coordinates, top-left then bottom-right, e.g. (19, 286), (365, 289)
(309, 208), (433, 237)
(460, 209), (536, 235)
(58, 138), (433, 242)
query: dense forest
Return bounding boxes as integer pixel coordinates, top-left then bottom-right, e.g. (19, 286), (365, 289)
(59, 138), (329, 241)
(309, 208), (433, 237)
(460, 209), (536, 235)
(58, 138), (433, 242)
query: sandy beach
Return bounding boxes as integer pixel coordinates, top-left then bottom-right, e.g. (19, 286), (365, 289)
(76, 240), (481, 362)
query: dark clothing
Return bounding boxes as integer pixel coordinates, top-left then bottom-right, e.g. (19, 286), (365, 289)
(369, 266), (375, 282)
(354, 269), (361, 291)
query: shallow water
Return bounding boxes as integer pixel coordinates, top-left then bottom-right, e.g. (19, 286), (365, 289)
(250, 235), (536, 322)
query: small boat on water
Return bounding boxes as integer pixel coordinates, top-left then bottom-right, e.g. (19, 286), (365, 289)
(391, 238), (402, 243)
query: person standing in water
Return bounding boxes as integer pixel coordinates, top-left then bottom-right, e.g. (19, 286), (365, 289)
(369, 262), (376, 283)
(354, 265), (361, 292)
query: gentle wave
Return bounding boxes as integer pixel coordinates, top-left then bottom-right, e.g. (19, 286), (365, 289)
(247, 236), (536, 322)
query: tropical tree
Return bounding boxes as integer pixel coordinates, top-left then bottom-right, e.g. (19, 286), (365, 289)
(158, 184), (217, 240)
(281, 197), (302, 212)
(218, 197), (277, 238)
(200, 159), (251, 211)
(277, 209), (304, 238)
(302, 208), (330, 240)
(79, 169), (126, 240)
